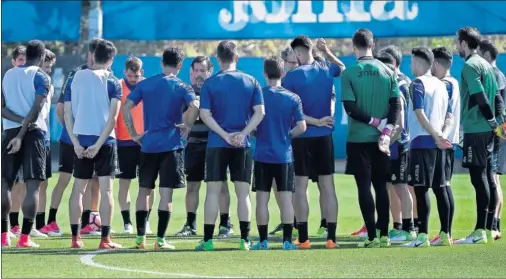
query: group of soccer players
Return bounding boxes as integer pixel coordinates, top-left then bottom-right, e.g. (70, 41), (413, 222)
(1, 26), (505, 251)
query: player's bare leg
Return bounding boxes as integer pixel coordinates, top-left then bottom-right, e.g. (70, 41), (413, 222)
(200, 181), (222, 248)
(9, 182), (25, 236)
(391, 183), (415, 241)
(98, 176), (120, 249)
(134, 187), (153, 248)
(388, 183), (402, 237)
(493, 175), (502, 239)
(16, 179), (43, 248)
(118, 178), (133, 232)
(319, 175), (338, 247)
(218, 181), (233, 237)
(294, 175), (310, 247)
(79, 178), (101, 235)
(269, 180), (284, 235)
(317, 182), (327, 236)
(34, 180), (49, 236)
(69, 178), (88, 248)
(408, 185), (419, 232)
(234, 181), (251, 247)
(254, 190), (270, 249)
(1, 178), (13, 247)
(43, 172), (72, 236)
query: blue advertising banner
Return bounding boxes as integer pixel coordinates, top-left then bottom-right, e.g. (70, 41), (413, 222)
(1, 1), (81, 42)
(103, 1), (506, 40)
(50, 54), (506, 159)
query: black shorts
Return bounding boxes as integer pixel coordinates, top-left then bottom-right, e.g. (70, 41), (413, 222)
(388, 151), (409, 184)
(138, 149), (185, 189)
(45, 146), (52, 179)
(1, 127), (47, 186)
(185, 142), (206, 182)
(462, 131), (494, 169)
(408, 149), (446, 188)
(345, 142), (390, 181)
(252, 161), (295, 192)
(445, 149), (455, 183)
(205, 148), (252, 183)
(291, 135), (335, 177)
(73, 144), (118, 179)
(116, 145), (141, 179)
(59, 142), (75, 174)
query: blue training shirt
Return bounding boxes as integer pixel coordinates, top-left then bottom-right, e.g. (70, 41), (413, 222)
(281, 60), (341, 137)
(255, 86), (304, 164)
(128, 73), (196, 153)
(200, 70), (264, 148)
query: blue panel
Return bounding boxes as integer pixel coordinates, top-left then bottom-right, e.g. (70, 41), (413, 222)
(103, 1), (506, 40)
(1, 1), (81, 42)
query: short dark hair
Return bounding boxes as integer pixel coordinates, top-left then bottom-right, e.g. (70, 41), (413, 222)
(125, 56), (142, 72)
(375, 51), (396, 66)
(11, 45), (26, 60)
(352, 28), (374, 50)
(381, 45), (402, 66)
(411, 47), (434, 66)
(479, 39), (498, 61)
(264, 56), (284, 80)
(191, 56), (213, 72)
(89, 38), (103, 53)
(94, 40), (117, 64)
(290, 35), (312, 50)
(25, 40), (46, 61)
(44, 49), (56, 63)
(432, 46), (453, 68)
(217, 40), (238, 63)
(162, 46), (185, 67)
(457, 27), (481, 50)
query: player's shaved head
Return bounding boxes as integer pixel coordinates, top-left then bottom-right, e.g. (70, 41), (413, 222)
(264, 56), (284, 80)
(411, 47), (434, 76)
(352, 29), (374, 50)
(432, 47), (453, 69)
(25, 40), (46, 63)
(217, 40), (238, 64)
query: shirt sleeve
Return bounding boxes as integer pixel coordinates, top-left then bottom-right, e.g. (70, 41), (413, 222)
(107, 78), (122, 100)
(462, 63), (485, 95)
(34, 71), (50, 97)
(63, 74), (74, 102)
(495, 71), (506, 91)
(59, 70), (75, 104)
(442, 80), (454, 114)
(252, 79), (264, 106)
(327, 61), (342, 77)
(293, 95), (304, 122)
(389, 73), (401, 98)
(411, 79), (425, 110)
(340, 70), (355, 102)
(179, 83), (196, 104)
(200, 79), (211, 110)
(127, 84), (143, 106)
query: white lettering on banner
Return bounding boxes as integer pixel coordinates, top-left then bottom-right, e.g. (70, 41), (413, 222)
(219, 1), (419, 32)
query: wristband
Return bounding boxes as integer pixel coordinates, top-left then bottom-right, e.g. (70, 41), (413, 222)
(488, 118), (498, 129)
(381, 124), (393, 136)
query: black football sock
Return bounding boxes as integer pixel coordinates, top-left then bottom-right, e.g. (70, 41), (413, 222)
(203, 224), (214, 242)
(402, 218), (414, 232)
(282, 223), (293, 243)
(187, 212), (197, 230)
(298, 222), (309, 243)
(81, 210), (91, 227)
(121, 210), (131, 225)
(101, 225), (111, 238)
(21, 218), (34, 235)
(1, 218), (9, 233)
(327, 222), (337, 242)
(258, 225), (268, 242)
(239, 221), (250, 242)
(157, 210), (171, 239)
(47, 208), (58, 224)
(320, 218), (327, 228)
(35, 212), (45, 230)
(393, 222), (402, 231)
(135, 210), (148, 236)
(70, 224), (80, 236)
(9, 212), (19, 227)
(219, 213), (229, 228)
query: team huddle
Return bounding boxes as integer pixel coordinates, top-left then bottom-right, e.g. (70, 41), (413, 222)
(1, 26), (505, 251)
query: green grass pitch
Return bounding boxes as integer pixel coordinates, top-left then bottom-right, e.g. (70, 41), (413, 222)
(1, 174), (505, 278)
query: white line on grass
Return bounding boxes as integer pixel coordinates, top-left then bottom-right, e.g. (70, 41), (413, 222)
(79, 240), (244, 278)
